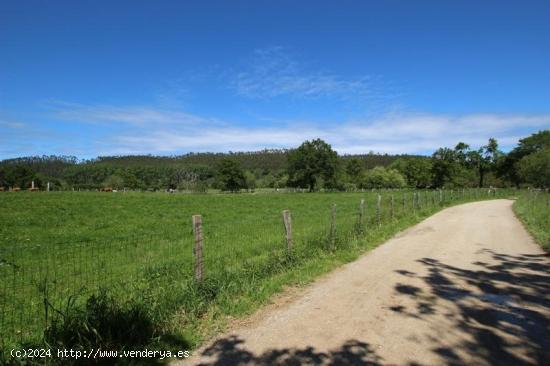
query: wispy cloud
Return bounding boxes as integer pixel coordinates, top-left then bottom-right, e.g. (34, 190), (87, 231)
(48, 101), (220, 127)
(0, 120), (26, 129)
(45, 103), (550, 156)
(330, 113), (550, 154)
(231, 47), (393, 102)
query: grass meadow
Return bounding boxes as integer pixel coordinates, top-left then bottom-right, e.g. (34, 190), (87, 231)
(513, 190), (550, 253)
(0, 189), (514, 360)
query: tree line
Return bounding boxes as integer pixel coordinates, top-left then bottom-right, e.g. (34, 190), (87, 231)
(0, 130), (548, 191)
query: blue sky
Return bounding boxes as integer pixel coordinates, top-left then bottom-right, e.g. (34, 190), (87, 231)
(1, 0), (550, 159)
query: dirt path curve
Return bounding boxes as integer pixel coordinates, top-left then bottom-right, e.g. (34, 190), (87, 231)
(179, 200), (550, 366)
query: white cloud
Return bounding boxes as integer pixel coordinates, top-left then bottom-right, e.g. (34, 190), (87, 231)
(231, 47), (390, 102)
(48, 101), (219, 127)
(48, 103), (550, 156)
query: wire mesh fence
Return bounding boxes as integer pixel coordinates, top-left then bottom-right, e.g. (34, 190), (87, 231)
(0, 188), (510, 350)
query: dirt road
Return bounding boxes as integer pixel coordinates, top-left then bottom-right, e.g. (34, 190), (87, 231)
(179, 200), (550, 365)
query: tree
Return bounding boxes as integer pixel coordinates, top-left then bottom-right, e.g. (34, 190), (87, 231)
(287, 139), (338, 191)
(102, 174), (124, 190)
(516, 148), (550, 188)
(216, 158), (246, 192)
(467, 138), (500, 188)
(244, 170), (256, 191)
(431, 148), (460, 188)
(497, 130), (550, 187)
(0, 164), (36, 189)
(361, 166), (406, 189)
(454, 142), (470, 166)
(345, 158), (363, 182)
(389, 157), (432, 188)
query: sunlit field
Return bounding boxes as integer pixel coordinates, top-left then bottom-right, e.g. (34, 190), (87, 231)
(0, 189), (510, 352)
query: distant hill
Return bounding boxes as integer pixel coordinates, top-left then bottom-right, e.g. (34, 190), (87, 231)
(1, 150), (425, 177)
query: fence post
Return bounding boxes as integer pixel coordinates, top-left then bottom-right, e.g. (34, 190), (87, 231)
(330, 204), (337, 249)
(359, 198), (365, 230)
(424, 191), (428, 207)
(282, 210), (293, 253)
(390, 195), (394, 220)
(376, 194), (381, 227)
(47, 182), (50, 192)
(192, 215), (204, 283)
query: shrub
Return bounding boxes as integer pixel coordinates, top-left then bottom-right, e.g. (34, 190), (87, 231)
(43, 290), (155, 361)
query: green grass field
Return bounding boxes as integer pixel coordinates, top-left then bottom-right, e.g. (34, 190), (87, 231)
(513, 190), (550, 253)
(0, 189), (511, 356)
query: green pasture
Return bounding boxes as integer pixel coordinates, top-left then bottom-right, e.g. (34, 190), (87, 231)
(0, 189), (513, 353)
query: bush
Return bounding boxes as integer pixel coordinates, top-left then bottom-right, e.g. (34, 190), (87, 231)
(43, 290), (155, 362)
(361, 167), (406, 189)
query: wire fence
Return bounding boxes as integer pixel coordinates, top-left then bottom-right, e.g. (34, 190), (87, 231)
(0, 188), (510, 350)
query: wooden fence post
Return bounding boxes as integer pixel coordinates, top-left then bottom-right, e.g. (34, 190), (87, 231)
(359, 198), (365, 229)
(192, 215), (204, 283)
(330, 204), (337, 249)
(282, 210), (293, 253)
(424, 191), (427, 207)
(376, 194), (381, 227)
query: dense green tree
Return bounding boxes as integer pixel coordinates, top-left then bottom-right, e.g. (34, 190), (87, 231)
(0, 164), (36, 189)
(431, 148), (460, 188)
(216, 159), (246, 192)
(361, 166), (406, 189)
(244, 171), (256, 191)
(345, 158), (363, 181)
(389, 157), (433, 188)
(517, 148), (550, 188)
(497, 130), (550, 187)
(287, 139), (338, 191)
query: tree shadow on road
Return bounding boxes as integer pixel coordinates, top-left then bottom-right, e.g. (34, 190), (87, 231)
(394, 250), (550, 366)
(195, 336), (383, 366)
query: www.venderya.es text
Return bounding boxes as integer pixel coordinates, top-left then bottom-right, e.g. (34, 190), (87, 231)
(11, 348), (191, 360)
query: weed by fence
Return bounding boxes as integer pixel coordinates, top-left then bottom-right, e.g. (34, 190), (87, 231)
(0, 189), (513, 354)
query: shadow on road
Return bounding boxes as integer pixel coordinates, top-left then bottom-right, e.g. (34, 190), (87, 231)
(196, 336), (383, 366)
(393, 250), (550, 366)
(193, 249), (549, 365)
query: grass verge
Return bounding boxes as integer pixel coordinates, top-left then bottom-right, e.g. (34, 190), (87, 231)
(513, 190), (550, 253)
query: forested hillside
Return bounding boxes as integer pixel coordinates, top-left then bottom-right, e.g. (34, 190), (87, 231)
(0, 130), (548, 191)
(0, 149), (419, 191)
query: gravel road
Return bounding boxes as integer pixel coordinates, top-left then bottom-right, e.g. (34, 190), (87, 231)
(179, 199), (550, 366)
